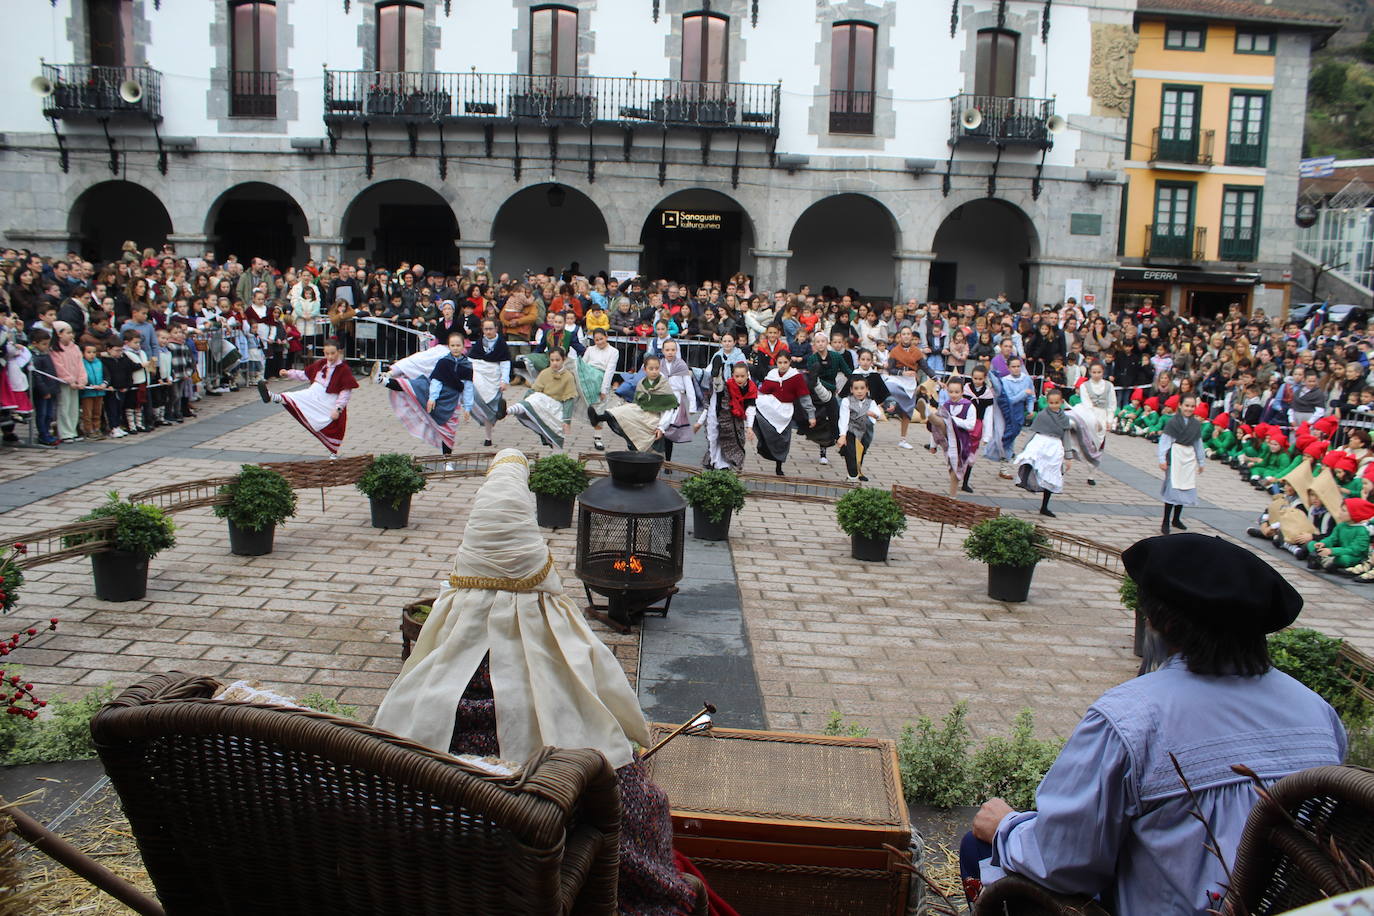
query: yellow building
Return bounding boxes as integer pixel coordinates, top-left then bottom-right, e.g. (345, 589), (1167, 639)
(1115, 0), (1338, 319)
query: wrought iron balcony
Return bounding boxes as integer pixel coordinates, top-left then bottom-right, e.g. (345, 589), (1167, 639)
(949, 93), (1054, 147)
(1218, 224), (1258, 262)
(829, 89), (874, 134)
(229, 70), (277, 118)
(323, 70), (780, 134)
(1146, 224), (1207, 261)
(1150, 126), (1214, 167)
(39, 63), (162, 122)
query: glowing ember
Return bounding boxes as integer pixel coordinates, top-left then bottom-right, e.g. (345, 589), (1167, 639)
(613, 555), (644, 574)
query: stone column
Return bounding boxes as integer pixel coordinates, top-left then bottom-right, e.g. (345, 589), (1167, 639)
(749, 249), (792, 294)
(604, 243), (644, 277)
(893, 250), (936, 302)
(304, 236), (346, 265)
(458, 239), (494, 272)
(1026, 258), (1120, 309)
(166, 234), (210, 256)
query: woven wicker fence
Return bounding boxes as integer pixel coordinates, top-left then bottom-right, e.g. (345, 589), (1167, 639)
(12, 518), (117, 571)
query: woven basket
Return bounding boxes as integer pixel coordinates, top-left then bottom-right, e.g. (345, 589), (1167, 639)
(400, 599), (435, 660)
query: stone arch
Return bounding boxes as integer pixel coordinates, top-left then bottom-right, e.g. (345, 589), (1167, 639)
(929, 197), (1040, 303)
(340, 179), (461, 272)
(66, 181), (173, 262)
(638, 188), (757, 287)
(204, 182), (311, 269)
(786, 193), (901, 300)
(491, 183), (611, 278)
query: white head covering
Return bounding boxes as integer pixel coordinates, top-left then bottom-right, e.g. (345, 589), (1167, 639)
(373, 449), (650, 768)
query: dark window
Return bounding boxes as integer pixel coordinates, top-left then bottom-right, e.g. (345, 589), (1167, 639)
(1151, 181), (1196, 259)
(1226, 90), (1268, 167)
(1234, 30), (1273, 54)
(1220, 186), (1261, 261)
(231, 1), (277, 117)
(1156, 84), (1201, 163)
(682, 12), (728, 83)
(377, 1), (423, 72)
(530, 6), (577, 77)
(88, 0), (135, 67)
(974, 29), (1018, 98)
(1164, 23), (1205, 51)
(829, 21), (876, 134)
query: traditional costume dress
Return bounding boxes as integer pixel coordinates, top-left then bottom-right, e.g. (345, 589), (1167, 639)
(521, 325), (585, 377)
(837, 392), (883, 480)
(270, 355), (358, 454)
(1066, 400), (1107, 486)
(966, 377), (999, 463)
(0, 328), (34, 418)
(605, 375), (680, 453)
(933, 395), (979, 485)
(884, 343), (925, 422)
(1158, 411), (1205, 533)
(373, 451), (735, 916)
(659, 353), (700, 454)
(577, 339), (620, 411)
(804, 349), (848, 455)
(753, 366), (814, 471)
(469, 333), (512, 428)
(509, 362), (579, 449)
(699, 375), (757, 471)
(387, 346), (474, 451)
(1014, 405), (1072, 497)
(992, 370), (1034, 464)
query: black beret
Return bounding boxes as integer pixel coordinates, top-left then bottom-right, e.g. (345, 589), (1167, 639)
(1122, 533), (1302, 634)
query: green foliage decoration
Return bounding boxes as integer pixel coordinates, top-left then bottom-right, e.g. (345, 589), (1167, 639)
(680, 469), (747, 523)
(66, 492), (176, 559)
(962, 516), (1047, 568)
(526, 453), (589, 501)
(356, 453), (428, 509)
(0, 683), (117, 766)
(835, 488), (907, 539)
(213, 465), (298, 532)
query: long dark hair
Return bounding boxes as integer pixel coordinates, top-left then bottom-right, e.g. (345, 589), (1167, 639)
(1139, 586), (1271, 677)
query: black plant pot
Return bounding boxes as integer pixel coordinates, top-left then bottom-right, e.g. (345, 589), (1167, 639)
(535, 493), (574, 530)
(692, 506), (732, 541)
(90, 549), (150, 602)
(227, 520), (275, 556)
(370, 494), (413, 530)
(987, 563), (1036, 602)
(850, 534), (890, 562)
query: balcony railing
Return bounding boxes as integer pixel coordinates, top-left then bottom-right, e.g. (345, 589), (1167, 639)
(949, 93), (1054, 147)
(1226, 136), (1264, 167)
(1150, 127), (1214, 166)
(1218, 225), (1258, 262)
(1146, 224), (1207, 261)
(829, 89), (874, 134)
(40, 63), (162, 121)
(230, 70), (277, 118)
(323, 71), (780, 134)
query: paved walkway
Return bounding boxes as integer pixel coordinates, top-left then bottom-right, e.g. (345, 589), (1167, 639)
(1, 377), (1369, 744)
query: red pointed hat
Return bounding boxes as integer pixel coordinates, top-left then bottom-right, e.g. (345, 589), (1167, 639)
(1238, 422), (1252, 435)
(1345, 498), (1374, 523)
(1165, 394), (1181, 410)
(1213, 413), (1231, 430)
(1145, 396), (1160, 410)
(1325, 451), (1358, 474)
(1296, 421), (1312, 438)
(1314, 415), (1340, 437)
(1268, 430), (1289, 448)
(1131, 388), (1144, 403)
(1295, 434), (1317, 454)
(1303, 440), (1329, 460)
(1194, 402), (1210, 419)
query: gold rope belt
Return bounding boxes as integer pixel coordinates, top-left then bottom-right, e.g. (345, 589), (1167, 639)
(449, 552), (555, 592)
(485, 454), (529, 474)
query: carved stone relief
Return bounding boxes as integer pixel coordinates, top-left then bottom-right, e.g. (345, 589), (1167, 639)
(1089, 24), (1137, 119)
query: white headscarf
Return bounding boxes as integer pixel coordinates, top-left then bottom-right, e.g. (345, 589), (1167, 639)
(373, 449), (650, 768)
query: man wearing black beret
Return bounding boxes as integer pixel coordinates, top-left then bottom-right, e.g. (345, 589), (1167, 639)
(962, 534), (1347, 915)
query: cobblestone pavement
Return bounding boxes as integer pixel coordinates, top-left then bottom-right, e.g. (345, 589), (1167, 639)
(2, 374), (1369, 743)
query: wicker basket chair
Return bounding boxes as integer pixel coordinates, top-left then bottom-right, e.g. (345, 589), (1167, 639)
(1223, 765), (1374, 915)
(91, 673), (622, 916)
(972, 874), (1109, 916)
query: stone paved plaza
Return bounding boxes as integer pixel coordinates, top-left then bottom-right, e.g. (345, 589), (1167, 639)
(4, 376), (1372, 743)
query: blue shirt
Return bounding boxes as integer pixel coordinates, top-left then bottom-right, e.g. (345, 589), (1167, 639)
(987, 656), (1345, 915)
(121, 318), (160, 358)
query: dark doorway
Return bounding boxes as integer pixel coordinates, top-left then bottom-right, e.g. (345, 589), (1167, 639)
(68, 181), (172, 262)
(207, 182), (308, 269)
(930, 199), (1037, 303)
(928, 262), (957, 302)
(639, 190), (753, 287)
(492, 184), (609, 277)
(787, 194), (898, 299)
(342, 181), (459, 272)
(1187, 288), (1247, 320)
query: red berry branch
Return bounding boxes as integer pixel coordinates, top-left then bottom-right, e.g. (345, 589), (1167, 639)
(0, 618), (58, 719)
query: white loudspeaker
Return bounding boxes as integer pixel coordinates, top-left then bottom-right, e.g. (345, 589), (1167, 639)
(1047, 114), (1068, 135)
(960, 108), (983, 130)
(118, 79), (143, 103)
(30, 76), (54, 97)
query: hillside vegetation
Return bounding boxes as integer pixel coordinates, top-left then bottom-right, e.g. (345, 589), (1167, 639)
(1305, 29), (1374, 159)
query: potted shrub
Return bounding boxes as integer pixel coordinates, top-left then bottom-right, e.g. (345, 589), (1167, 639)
(680, 469), (747, 541)
(68, 492), (176, 602)
(835, 488), (907, 562)
(400, 599), (434, 660)
(356, 453), (428, 529)
(213, 465), (298, 556)
(963, 516), (1048, 602)
(528, 454), (588, 529)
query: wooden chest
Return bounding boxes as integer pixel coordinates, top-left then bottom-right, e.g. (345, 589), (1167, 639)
(644, 724), (913, 916)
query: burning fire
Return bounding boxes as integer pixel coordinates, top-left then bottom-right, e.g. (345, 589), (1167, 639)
(613, 555), (644, 574)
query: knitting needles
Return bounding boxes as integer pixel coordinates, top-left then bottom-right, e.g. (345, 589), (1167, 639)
(639, 702), (716, 761)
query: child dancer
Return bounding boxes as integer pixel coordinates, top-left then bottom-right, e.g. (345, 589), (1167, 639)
(258, 337), (358, 457)
(837, 374), (883, 482)
(588, 355), (679, 454)
(469, 319), (512, 447)
(754, 351), (816, 476)
(932, 376), (979, 498)
(1077, 362), (1115, 485)
(994, 357), (1034, 478)
(387, 331), (473, 459)
(578, 327), (619, 451)
(1158, 394), (1205, 534)
(1013, 386), (1073, 518)
(510, 347), (579, 450)
(696, 361), (757, 472)
(657, 339), (698, 464)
